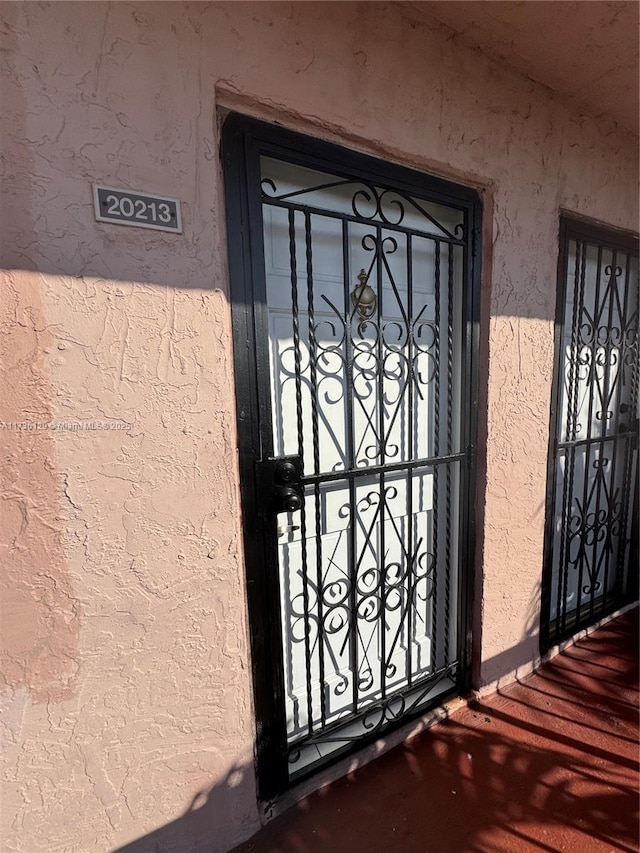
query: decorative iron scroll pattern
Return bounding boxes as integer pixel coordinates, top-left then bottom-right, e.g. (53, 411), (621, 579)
(545, 230), (639, 649)
(262, 164), (467, 777)
(261, 175), (467, 243)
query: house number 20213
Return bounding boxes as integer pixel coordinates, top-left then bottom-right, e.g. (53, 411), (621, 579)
(93, 185), (182, 233)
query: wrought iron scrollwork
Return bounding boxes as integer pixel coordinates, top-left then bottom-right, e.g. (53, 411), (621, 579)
(262, 159), (468, 780)
(547, 229), (639, 650)
(261, 175), (466, 242)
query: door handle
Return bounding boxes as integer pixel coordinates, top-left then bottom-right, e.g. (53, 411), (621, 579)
(277, 523), (300, 537)
(275, 485), (303, 514)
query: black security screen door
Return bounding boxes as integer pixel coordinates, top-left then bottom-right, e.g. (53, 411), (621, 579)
(223, 115), (481, 798)
(542, 217), (639, 652)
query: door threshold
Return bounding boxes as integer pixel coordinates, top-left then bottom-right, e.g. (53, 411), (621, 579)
(261, 691), (469, 823)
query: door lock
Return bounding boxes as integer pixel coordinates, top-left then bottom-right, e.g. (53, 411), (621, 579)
(275, 461), (298, 484)
(256, 455), (303, 517)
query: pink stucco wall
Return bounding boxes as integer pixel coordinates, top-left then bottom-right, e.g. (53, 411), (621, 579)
(1, 3), (637, 851)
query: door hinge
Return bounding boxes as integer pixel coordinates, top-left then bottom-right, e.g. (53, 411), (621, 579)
(471, 225), (481, 259)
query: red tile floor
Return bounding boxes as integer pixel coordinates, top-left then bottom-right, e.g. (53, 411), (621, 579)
(235, 606), (639, 853)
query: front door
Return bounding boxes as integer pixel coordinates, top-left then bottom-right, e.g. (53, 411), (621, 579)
(542, 216), (639, 651)
(223, 115), (481, 798)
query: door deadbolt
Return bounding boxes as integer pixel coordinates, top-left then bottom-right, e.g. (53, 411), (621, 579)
(275, 461), (297, 484)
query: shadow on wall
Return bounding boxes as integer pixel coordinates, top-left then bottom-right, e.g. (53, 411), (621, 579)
(111, 760), (256, 853)
(474, 561), (545, 690)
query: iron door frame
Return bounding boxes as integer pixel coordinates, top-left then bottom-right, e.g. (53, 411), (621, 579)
(221, 112), (482, 801)
(541, 214), (639, 654)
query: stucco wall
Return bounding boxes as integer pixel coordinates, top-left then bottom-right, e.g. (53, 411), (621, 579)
(1, 2), (637, 852)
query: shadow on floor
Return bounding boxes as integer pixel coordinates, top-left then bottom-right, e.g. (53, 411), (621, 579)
(110, 608), (638, 853)
(232, 606), (639, 853)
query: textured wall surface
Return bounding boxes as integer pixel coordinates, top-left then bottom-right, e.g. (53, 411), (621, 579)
(1, 2), (637, 852)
